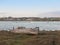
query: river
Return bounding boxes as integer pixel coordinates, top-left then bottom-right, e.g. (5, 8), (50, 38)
(0, 21), (60, 31)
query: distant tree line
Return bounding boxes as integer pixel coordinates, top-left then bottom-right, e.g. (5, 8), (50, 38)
(0, 17), (60, 21)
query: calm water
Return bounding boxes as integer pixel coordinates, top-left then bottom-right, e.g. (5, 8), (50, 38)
(0, 21), (60, 30)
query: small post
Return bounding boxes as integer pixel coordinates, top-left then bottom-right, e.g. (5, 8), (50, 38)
(36, 27), (39, 35)
(13, 27), (14, 30)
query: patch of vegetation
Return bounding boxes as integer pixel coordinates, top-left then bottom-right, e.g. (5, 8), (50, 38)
(0, 30), (60, 45)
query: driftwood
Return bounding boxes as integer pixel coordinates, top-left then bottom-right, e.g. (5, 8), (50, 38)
(11, 27), (39, 35)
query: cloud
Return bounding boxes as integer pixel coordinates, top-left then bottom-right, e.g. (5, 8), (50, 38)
(0, 11), (38, 17)
(39, 11), (60, 17)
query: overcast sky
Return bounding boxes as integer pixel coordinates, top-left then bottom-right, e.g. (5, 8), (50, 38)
(0, 0), (60, 17)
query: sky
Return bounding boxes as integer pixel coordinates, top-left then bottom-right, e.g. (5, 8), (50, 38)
(0, 0), (60, 17)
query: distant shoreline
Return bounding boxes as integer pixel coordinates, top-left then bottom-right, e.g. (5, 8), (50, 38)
(0, 17), (60, 21)
(0, 20), (60, 21)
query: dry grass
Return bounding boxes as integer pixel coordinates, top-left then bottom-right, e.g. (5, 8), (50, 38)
(0, 30), (60, 45)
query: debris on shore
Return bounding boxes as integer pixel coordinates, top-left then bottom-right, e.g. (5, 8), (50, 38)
(10, 27), (39, 34)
